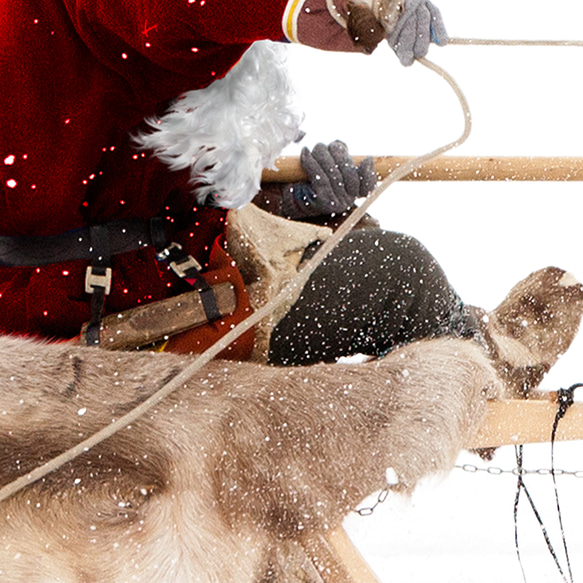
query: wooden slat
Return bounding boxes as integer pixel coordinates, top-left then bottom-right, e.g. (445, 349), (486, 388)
(315, 397), (583, 583)
(262, 156), (583, 183)
(467, 399), (583, 449)
(305, 528), (382, 583)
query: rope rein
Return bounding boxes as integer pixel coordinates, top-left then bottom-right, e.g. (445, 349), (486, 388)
(1, 35), (581, 503)
(548, 385), (583, 581)
(449, 38), (583, 47)
(0, 56), (471, 504)
(513, 384), (583, 583)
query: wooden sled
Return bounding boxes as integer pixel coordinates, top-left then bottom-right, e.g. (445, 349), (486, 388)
(264, 154), (583, 582)
(312, 393), (583, 583)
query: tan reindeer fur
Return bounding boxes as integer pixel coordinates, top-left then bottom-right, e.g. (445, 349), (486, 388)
(226, 203), (332, 362)
(0, 334), (500, 582)
(475, 267), (583, 398)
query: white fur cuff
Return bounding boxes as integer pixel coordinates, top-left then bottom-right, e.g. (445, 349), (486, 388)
(134, 41), (303, 209)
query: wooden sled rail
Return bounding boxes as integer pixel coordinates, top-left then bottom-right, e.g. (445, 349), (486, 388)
(467, 397), (583, 449)
(307, 529), (384, 583)
(318, 397), (583, 583)
(262, 156), (583, 183)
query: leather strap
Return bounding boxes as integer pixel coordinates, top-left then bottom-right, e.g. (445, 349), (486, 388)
(0, 219), (154, 267)
(0, 217), (223, 343)
(85, 225), (113, 346)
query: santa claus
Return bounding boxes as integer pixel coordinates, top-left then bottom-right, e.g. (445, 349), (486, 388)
(0, 0), (454, 362)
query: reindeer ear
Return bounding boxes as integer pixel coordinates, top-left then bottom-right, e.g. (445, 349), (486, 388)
(485, 267), (583, 397)
(346, 1), (386, 54)
(494, 267), (583, 336)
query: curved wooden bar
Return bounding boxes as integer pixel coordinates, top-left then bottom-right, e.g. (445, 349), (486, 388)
(304, 529), (383, 583)
(262, 156), (583, 183)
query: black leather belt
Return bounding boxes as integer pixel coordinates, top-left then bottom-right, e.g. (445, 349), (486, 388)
(0, 218), (221, 345)
(0, 219), (157, 267)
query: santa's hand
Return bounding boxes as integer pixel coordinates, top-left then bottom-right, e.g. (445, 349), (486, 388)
(282, 141), (376, 218)
(387, 0), (448, 66)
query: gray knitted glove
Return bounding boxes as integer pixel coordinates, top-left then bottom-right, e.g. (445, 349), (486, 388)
(387, 0), (448, 66)
(282, 141), (376, 219)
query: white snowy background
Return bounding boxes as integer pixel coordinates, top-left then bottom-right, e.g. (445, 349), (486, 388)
(281, 0), (583, 580)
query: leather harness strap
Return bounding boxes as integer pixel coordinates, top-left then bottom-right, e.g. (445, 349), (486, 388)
(0, 218), (222, 346)
(150, 218), (221, 323)
(0, 219), (151, 266)
(85, 225), (113, 346)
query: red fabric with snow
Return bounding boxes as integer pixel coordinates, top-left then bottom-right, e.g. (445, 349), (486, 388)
(0, 0), (287, 352)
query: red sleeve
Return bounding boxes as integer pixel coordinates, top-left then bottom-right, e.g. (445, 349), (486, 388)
(188, 0), (291, 44)
(64, 0), (289, 83)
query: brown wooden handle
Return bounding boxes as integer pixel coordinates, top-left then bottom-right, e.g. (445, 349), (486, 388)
(80, 283), (236, 351)
(262, 156), (583, 183)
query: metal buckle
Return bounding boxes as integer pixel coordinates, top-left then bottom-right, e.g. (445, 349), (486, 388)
(85, 266), (112, 295)
(155, 241), (182, 262)
(156, 242), (202, 278)
(170, 255), (203, 279)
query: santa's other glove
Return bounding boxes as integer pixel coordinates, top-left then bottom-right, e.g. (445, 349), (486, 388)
(282, 141), (377, 219)
(387, 0), (448, 66)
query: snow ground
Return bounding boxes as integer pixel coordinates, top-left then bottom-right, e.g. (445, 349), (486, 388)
(281, 1), (583, 579)
(345, 443), (583, 583)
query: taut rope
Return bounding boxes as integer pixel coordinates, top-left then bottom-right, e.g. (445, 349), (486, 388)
(449, 38), (583, 47)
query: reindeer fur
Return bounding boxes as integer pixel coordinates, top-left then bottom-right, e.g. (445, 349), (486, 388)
(475, 267), (583, 398)
(0, 334), (500, 582)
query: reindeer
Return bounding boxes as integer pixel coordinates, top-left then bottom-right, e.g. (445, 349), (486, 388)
(0, 333), (500, 582)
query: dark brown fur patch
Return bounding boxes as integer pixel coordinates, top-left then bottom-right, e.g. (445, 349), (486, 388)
(486, 267), (583, 397)
(346, 1), (386, 54)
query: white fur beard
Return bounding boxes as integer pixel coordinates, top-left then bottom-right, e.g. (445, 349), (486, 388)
(134, 41), (303, 208)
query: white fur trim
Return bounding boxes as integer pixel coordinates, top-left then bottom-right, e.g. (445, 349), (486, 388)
(134, 41), (303, 208)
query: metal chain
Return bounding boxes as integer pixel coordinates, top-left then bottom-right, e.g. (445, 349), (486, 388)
(355, 488), (390, 516)
(354, 464), (583, 516)
(353, 464), (583, 518)
(457, 463), (583, 478)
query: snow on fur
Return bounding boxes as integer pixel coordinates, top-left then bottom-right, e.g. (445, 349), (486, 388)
(0, 334), (499, 581)
(134, 41), (303, 208)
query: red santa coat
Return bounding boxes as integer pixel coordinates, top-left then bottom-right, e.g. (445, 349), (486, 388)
(0, 0), (290, 357)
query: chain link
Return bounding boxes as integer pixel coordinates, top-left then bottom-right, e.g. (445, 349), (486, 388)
(353, 464), (583, 516)
(355, 488), (389, 516)
(353, 465), (583, 517)
(353, 464), (583, 517)
(457, 463), (583, 478)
